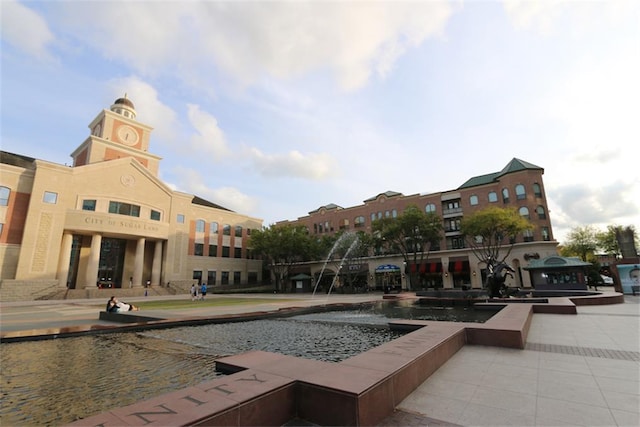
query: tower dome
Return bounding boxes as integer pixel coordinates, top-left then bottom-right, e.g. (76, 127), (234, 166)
(110, 94), (137, 119)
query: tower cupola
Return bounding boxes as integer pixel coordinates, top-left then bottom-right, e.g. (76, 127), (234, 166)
(110, 94), (137, 119)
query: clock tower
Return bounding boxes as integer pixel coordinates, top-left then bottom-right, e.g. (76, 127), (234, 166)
(70, 95), (161, 176)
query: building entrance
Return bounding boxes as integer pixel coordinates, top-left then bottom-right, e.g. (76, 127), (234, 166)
(97, 238), (126, 288)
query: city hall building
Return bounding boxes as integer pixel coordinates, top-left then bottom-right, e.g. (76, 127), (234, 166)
(277, 158), (559, 291)
(0, 97), (263, 300)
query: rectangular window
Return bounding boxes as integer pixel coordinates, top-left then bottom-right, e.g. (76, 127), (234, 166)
(542, 227), (550, 241)
(0, 223), (3, 238)
(221, 271), (230, 285)
(207, 270), (216, 286)
(43, 191), (58, 204)
(235, 225), (242, 237)
(177, 214), (185, 224)
(234, 247), (242, 258)
(222, 246), (230, 257)
(194, 243), (204, 256)
(223, 224), (231, 236)
(208, 244), (217, 257)
(192, 270), (202, 281)
(0, 187), (10, 206)
(82, 199), (96, 211)
(109, 201), (140, 217)
(233, 271), (241, 284)
(150, 210), (161, 221)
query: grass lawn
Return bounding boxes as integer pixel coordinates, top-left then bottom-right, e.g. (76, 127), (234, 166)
(112, 297), (302, 311)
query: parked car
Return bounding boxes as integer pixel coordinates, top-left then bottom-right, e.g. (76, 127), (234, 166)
(600, 275), (614, 285)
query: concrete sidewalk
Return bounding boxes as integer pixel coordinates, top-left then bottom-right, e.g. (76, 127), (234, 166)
(385, 296), (640, 427)
(0, 293), (384, 336)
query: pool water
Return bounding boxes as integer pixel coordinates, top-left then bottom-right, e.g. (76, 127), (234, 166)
(0, 301), (492, 425)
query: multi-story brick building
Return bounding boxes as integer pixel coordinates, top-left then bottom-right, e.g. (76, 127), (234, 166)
(277, 159), (558, 291)
(0, 96), (263, 301)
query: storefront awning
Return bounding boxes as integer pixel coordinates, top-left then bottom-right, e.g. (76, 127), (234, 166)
(448, 260), (470, 273)
(409, 262), (443, 274)
(375, 264), (400, 273)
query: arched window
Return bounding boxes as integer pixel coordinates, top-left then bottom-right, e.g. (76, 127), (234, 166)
(195, 220), (205, 233)
(469, 195), (478, 206)
(515, 184), (526, 200)
(235, 225), (243, 237)
(533, 183), (542, 198)
(370, 213), (376, 222)
(488, 191), (498, 203)
(0, 186), (10, 206)
(425, 203), (436, 213)
(354, 216), (365, 228)
(519, 206), (530, 219)
(392, 209), (397, 218)
(536, 205), (546, 219)
(210, 222), (219, 234)
(502, 188), (510, 203)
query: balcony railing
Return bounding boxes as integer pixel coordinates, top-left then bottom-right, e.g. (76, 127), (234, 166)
(442, 207), (463, 215)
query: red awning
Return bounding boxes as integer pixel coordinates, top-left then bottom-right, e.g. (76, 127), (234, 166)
(409, 262), (442, 274)
(448, 260), (470, 273)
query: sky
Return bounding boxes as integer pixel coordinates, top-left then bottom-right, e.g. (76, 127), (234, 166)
(1, 0), (639, 245)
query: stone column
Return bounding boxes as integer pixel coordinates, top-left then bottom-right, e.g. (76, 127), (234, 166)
(56, 232), (73, 288)
(151, 241), (163, 286)
(85, 234), (102, 289)
(132, 237), (145, 287)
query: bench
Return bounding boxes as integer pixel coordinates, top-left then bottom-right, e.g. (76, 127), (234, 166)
(632, 285), (640, 296)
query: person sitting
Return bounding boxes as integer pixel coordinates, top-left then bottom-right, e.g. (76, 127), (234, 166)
(106, 296), (139, 312)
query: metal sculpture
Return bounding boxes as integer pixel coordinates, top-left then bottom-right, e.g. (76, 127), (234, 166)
(486, 258), (516, 298)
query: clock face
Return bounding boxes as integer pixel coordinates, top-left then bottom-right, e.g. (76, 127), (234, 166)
(117, 125), (139, 146)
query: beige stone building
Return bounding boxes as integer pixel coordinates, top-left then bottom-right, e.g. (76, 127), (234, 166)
(0, 96), (263, 300)
(278, 159), (559, 291)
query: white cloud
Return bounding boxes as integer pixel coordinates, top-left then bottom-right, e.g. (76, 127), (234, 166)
(187, 104), (231, 159)
(171, 166), (258, 214)
(246, 147), (335, 180)
(106, 76), (179, 144)
(503, 0), (637, 36)
(51, 2), (455, 91)
(1, 0), (55, 60)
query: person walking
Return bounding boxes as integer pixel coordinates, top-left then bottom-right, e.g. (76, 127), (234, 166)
(200, 282), (207, 300)
(190, 284), (197, 301)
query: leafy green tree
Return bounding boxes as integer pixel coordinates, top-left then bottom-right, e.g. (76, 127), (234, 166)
(371, 205), (442, 290)
(461, 206), (533, 263)
(248, 224), (313, 291)
(561, 225), (598, 261)
(460, 207), (533, 297)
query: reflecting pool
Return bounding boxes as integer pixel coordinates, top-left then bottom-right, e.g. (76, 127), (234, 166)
(0, 301), (493, 425)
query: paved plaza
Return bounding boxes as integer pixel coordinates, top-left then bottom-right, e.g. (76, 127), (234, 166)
(1, 292), (639, 426)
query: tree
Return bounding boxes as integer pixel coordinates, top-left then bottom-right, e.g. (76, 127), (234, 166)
(460, 206), (533, 297)
(248, 224), (313, 292)
(371, 205), (442, 290)
(561, 225), (598, 261)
